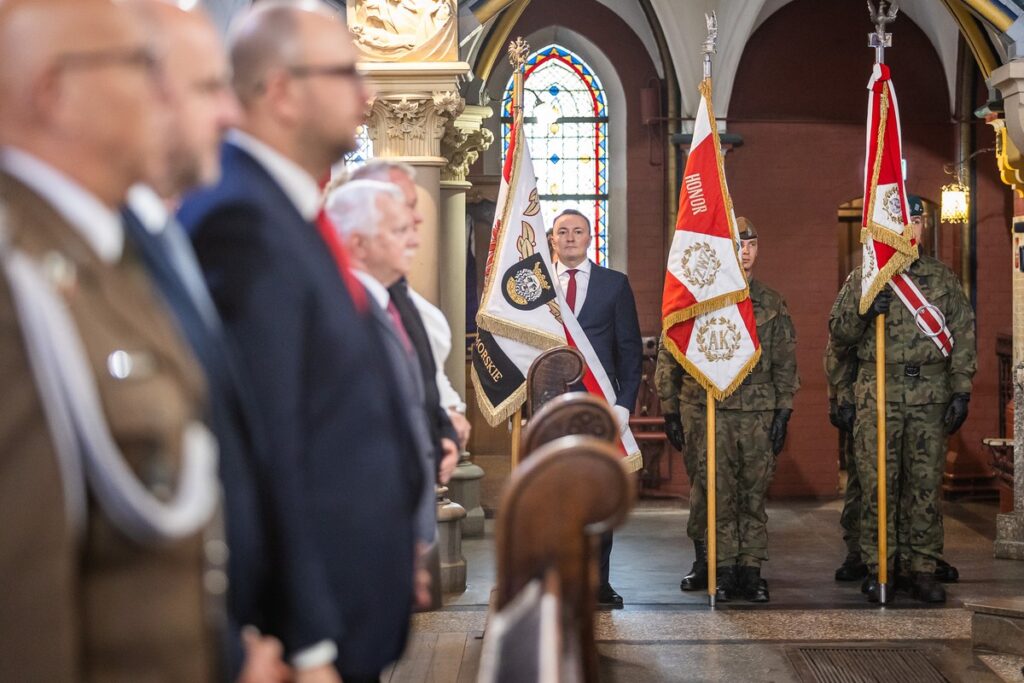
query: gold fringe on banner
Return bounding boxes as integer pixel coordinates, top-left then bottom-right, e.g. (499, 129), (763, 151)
(471, 364), (527, 427)
(661, 328), (762, 402)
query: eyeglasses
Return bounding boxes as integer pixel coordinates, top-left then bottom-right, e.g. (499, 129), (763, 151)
(55, 46), (160, 76)
(287, 63), (361, 81)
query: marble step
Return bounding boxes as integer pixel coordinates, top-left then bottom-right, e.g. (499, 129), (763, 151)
(965, 598), (1024, 657)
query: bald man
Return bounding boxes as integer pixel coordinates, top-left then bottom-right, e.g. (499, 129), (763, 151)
(0, 1), (221, 680)
(179, 3), (425, 682)
(122, 3), (291, 681)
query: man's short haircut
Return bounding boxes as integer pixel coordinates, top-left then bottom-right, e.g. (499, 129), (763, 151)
(553, 208), (591, 231)
(228, 0), (338, 106)
(323, 179), (405, 239)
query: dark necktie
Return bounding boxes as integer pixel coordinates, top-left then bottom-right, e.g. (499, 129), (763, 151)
(315, 209), (368, 314)
(566, 268), (579, 313)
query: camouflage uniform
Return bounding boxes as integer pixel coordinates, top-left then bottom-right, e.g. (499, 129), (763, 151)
(655, 345), (705, 542)
(825, 337), (861, 558)
(829, 256), (976, 574)
(657, 279), (799, 567)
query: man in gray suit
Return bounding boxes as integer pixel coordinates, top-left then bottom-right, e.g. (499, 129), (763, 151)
(323, 178), (438, 606)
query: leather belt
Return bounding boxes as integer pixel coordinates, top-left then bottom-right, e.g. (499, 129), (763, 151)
(863, 362), (946, 378)
(742, 372), (772, 385)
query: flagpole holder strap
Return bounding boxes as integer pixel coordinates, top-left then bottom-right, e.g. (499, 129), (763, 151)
(913, 302), (946, 339)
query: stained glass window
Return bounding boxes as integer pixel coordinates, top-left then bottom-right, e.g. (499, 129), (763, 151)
(345, 125), (374, 165)
(502, 45), (609, 265)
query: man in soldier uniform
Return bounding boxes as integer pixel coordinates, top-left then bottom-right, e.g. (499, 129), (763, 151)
(829, 195), (975, 604)
(656, 217), (799, 602)
(825, 336), (868, 581)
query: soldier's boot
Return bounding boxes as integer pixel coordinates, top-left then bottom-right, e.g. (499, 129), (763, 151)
(894, 565), (913, 593)
(738, 565), (770, 603)
(680, 541), (708, 592)
(865, 574), (896, 604)
(834, 552), (868, 581)
(910, 572), (947, 603)
(714, 565), (739, 602)
(934, 559), (959, 583)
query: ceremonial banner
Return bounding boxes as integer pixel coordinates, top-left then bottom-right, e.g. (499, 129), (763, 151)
(472, 120), (642, 471)
(661, 80), (760, 400)
(860, 63), (918, 314)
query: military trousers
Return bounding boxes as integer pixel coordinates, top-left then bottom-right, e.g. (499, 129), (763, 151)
(680, 403), (707, 542)
(689, 408), (775, 567)
(853, 395), (946, 573)
(839, 430), (862, 556)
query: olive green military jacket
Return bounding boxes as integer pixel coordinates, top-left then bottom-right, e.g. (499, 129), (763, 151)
(828, 256), (976, 405)
(656, 279), (800, 413)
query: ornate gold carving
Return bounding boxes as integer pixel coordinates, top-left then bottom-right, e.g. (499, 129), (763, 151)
(348, 0), (457, 62)
(696, 316), (741, 362)
(382, 97), (429, 140)
(680, 242), (721, 289)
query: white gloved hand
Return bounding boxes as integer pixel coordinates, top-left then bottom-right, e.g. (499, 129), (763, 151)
(612, 405), (630, 432)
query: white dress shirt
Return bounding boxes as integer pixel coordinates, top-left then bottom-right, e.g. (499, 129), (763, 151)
(1, 146), (123, 263)
(408, 288), (467, 414)
(556, 258), (593, 315)
(351, 269), (391, 310)
(225, 129), (321, 221)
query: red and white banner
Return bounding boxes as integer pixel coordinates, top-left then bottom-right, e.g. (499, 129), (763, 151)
(661, 79), (760, 400)
(473, 118), (642, 472)
(860, 63), (918, 314)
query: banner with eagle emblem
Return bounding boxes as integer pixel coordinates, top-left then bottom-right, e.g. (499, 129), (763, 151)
(472, 118), (642, 471)
(661, 79), (760, 400)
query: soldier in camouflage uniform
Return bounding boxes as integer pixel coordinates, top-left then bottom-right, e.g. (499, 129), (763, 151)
(828, 195), (975, 604)
(824, 337), (868, 581)
(656, 218), (799, 602)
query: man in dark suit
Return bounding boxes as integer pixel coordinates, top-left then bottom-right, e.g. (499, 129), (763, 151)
(552, 208), (642, 608)
(122, 2), (290, 680)
(178, 4), (425, 682)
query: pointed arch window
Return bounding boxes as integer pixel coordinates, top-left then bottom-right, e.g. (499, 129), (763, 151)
(345, 125), (374, 165)
(502, 45), (609, 265)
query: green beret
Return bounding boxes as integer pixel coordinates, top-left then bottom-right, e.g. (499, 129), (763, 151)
(906, 194), (924, 217)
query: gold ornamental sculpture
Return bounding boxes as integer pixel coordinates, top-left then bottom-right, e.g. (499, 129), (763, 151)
(348, 0), (458, 62)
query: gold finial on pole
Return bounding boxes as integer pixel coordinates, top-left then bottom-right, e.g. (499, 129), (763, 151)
(508, 37), (530, 121)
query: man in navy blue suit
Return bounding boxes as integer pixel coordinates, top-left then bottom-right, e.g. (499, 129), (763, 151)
(552, 208), (642, 608)
(121, 3), (289, 680)
(178, 3), (425, 682)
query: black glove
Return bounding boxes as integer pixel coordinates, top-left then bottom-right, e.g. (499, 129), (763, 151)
(838, 402), (856, 433)
(857, 289), (892, 321)
(769, 408), (792, 455)
(944, 393), (970, 434)
(828, 398), (841, 429)
(663, 413), (684, 451)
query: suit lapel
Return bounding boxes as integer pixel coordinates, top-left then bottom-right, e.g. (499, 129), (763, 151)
(577, 260), (601, 323)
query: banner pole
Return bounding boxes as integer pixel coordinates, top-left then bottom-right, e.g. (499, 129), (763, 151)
(706, 390), (717, 607)
(875, 313), (889, 602)
(511, 407), (523, 470)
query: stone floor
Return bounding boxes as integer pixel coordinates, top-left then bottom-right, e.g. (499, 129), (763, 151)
(387, 499), (1024, 682)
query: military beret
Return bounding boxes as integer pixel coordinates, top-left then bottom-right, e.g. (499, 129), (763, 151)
(906, 194), (924, 217)
(736, 216), (757, 240)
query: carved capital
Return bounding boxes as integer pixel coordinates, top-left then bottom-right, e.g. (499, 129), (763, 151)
(366, 90), (465, 159)
(440, 104), (495, 183)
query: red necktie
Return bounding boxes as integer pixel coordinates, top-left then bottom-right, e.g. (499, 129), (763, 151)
(566, 268), (578, 313)
(315, 209), (368, 314)
(386, 299), (414, 355)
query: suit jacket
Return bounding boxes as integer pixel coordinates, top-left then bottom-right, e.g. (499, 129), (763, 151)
(575, 261), (643, 410)
(121, 208), (285, 677)
(178, 142), (423, 677)
(388, 278), (458, 468)
(0, 174), (217, 682)
(364, 290), (436, 543)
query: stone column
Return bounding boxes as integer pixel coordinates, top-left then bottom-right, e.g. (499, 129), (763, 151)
(440, 106), (493, 538)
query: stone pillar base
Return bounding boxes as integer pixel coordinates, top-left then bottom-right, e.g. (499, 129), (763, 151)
(449, 453), (485, 538)
(995, 512), (1024, 559)
(437, 487), (467, 593)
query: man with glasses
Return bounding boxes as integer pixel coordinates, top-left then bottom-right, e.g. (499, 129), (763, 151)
(0, 1), (221, 680)
(179, 3), (425, 682)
